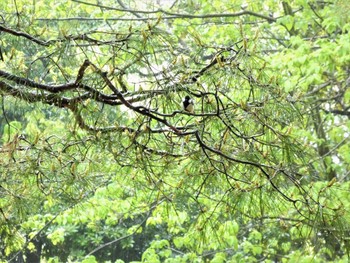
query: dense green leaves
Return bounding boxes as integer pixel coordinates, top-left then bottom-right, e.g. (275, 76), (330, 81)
(1, 0), (350, 262)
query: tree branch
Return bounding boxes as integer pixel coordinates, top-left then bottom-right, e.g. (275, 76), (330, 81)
(0, 25), (50, 46)
(71, 0), (276, 22)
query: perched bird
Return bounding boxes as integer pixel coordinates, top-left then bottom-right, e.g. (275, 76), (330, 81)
(183, 95), (194, 113)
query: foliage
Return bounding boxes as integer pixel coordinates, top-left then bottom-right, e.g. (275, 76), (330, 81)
(1, 0), (350, 262)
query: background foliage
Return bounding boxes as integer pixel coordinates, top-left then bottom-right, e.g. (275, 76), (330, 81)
(1, 0), (350, 262)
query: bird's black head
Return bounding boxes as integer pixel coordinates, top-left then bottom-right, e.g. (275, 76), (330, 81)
(184, 95), (191, 101)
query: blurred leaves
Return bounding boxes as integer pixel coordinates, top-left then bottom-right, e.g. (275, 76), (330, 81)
(1, 0), (350, 262)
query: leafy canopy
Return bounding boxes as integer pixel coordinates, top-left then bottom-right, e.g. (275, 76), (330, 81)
(1, 0), (350, 262)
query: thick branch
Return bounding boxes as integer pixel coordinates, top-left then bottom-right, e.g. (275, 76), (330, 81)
(0, 70), (76, 93)
(84, 60), (185, 135)
(323, 109), (350, 118)
(0, 25), (50, 46)
(0, 80), (73, 107)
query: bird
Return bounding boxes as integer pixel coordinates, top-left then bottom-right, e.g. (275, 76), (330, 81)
(183, 95), (194, 113)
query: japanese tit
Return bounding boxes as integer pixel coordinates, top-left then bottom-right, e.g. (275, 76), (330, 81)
(183, 95), (194, 113)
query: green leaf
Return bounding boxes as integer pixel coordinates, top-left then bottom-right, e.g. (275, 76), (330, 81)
(81, 255), (97, 263)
